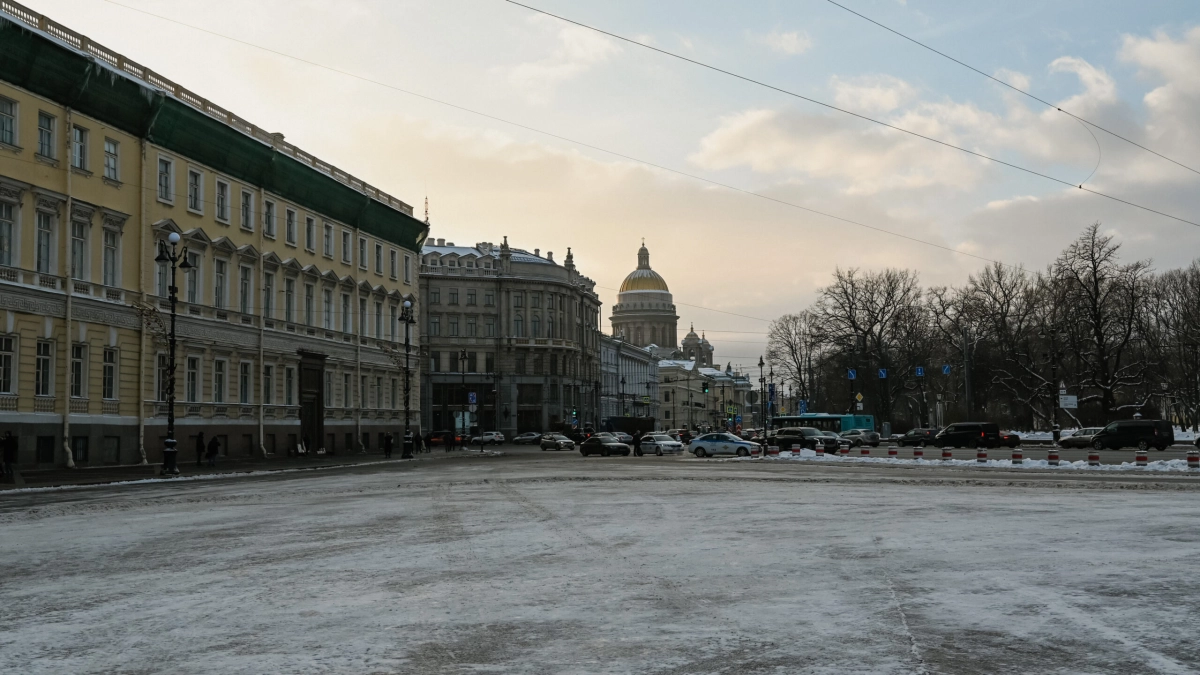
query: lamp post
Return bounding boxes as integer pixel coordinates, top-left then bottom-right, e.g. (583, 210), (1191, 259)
(593, 379), (600, 429)
(645, 380), (651, 422)
(768, 366), (775, 428)
(620, 376), (626, 417)
(1039, 327), (1064, 444)
(399, 300), (416, 458)
(758, 356), (766, 431)
(153, 232), (191, 476)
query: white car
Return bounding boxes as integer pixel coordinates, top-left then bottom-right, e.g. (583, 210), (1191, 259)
(639, 434), (685, 455)
(690, 432), (759, 458)
(470, 431), (505, 445)
(614, 432), (634, 444)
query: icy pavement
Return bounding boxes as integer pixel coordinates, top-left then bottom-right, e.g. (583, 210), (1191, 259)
(1, 462), (1199, 674)
(764, 448), (1200, 472)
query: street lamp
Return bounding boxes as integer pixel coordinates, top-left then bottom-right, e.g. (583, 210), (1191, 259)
(620, 376), (626, 417)
(758, 356), (766, 431)
(645, 381), (651, 421)
(153, 231), (191, 476)
(593, 379), (600, 429)
(400, 300), (416, 458)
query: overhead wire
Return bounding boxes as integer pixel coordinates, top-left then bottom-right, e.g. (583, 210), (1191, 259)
(822, 0), (1200, 178)
(502, 0), (1200, 228)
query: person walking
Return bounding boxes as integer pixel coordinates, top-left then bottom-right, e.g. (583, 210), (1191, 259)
(2, 431), (16, 478)
(383, 432), (394, 459)
(195, 432), (205, 468)
(632, 429), (644, 457)
(205, 435), (220, 468)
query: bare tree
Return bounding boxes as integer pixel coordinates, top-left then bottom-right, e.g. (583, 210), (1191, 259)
(765, 311), (822, 403)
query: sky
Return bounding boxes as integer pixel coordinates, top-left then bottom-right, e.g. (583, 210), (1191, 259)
(20, 0), (1200, 371)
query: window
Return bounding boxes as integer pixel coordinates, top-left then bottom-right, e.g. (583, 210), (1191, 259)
(515, 353), (526, 375)
(374, 243), (383, 274)
(466, 317), (476, 337)
(429, 316), (440, 336)
(468, 352), (478, 373)
(448, 290), (459, 305)
(37, 112), (55, 158)
(156, 353), (169, 401)
(239, 266), (252, 314)
(185, 251), (200, 304)
(102, 230), (118, 286)
(485, 317), (495, 337)
(103, 139), (119, 181)
(343, 373), (352, 407)
(305, 217), (315, 251)
(264, 201), (276, 237)
(430, 352), (440, 372)
(389, 249), (397, 279)
(36, 211), (53, 274)
(213, 360), (226, 403)
(389, 306), (396, 341)
(156, 257), (168, 297)
(484, 292), (495, 306)
(323, 289), (333, 330)
(467, 290), (476, 305)
(374, 302), (382, 338)
(341, 293), (350, 333)
(70, 220), (87, 280)
(514, 314), (523, 337)
(284, 278), (295, 323)
(305, 284), (314, 326)
(185, 356), (199, 402)
(214, 259), (227, 309)
(391, 378), (397, 409)
(359, 299), (367, 335)
(70, 126), (88, 170)
(263, 272), (274, 318)
(532, 292), (541, 309)
(285, 209), (296, 245)
(215, 180), (230, 222)
(0, 97), (13, 146)
(342, 231), (351, 263)
(531, 316), (541, 338)
(157, 157), (173, 201)
(375, 376), (382, 408)
(323, 223), (333, 257)
(187, 169), (202, 212)
(240, 190), (253, 230)
(263, 365), (274, 405)
(35, 341), (53, 396)
(486, 353), (495, 373)
(513, 293), (524, 308)
(358, 237), (367, 269)
(239, 362), (252, 403)
(448, 317), (459, 337)
(360, 376), (367, 408)
(430, 289), (440, 304)
(0, 202), (12, 267)
(0, 337), (12, 393)
(404, 254), (411, 283)
(324, 371), (332, 407)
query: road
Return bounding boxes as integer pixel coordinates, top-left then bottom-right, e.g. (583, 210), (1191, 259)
(2, 446), (1199, 674)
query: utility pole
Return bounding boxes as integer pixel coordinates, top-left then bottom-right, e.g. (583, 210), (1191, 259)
(962, 326), (974, 420)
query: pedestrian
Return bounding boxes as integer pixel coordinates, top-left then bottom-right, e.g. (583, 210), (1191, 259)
(2, 431), (16, 478)
(383, 432), (394, 459)
(205, 435), (219, 467)
(195, 431), (205, 467)
(632, 429), (644, 456)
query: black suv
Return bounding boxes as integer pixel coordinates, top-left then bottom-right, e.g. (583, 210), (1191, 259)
(896, 428), (939, 447)
(934, 423), (1001, 449)
(1089, 420), (1173, 451)
(773, 427), (837, 453)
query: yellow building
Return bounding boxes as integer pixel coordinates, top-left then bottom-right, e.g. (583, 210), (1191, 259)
(0, 3), (426, 468)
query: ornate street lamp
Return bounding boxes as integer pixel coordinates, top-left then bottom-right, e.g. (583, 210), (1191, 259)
(153, 231), (191, 476)
(620, 376), (626, 417)
(758, 356), (766, 431)
(400, 300), (416, 458)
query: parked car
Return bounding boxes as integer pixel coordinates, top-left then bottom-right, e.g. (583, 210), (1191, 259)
(820, 430), (853, 452)
(773, 427), (838, 453)
(998, 431), (1021, 448)
(934, 422), (1001, 449)
(426, 430), (461, 446)
(1057, 427), (1101, 448)
(896, 428), (939, 447)
(840, 428), (881, 447)
(639, 434), (685, 455)
(470, 431), (505, 446)
(579, 436), (631, 457)
(513, 432), (542, 445)
(613, 432), (634, 444)
(540, 434), (576, 451)
(690, 432), (760, 458)
(1090, 420), (1174, 451)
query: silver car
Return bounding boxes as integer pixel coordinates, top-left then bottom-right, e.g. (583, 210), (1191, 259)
(690, 432), (759, 458)
(639, 434), (685, 455)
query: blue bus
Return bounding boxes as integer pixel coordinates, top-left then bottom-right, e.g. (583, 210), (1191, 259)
(772, 413), (876, 433)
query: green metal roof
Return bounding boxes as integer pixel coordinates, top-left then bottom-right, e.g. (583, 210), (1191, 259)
(0, 13), (427, 252)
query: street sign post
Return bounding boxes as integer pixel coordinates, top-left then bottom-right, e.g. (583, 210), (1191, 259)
(799, 400), (807, 414)
(1059, 394), (1078, 409)
(915, 366), (925, 377)
(942, 365), (952, 375)
(847, 368), (857, 380)
(735, 415), (742, 424)
(468, 404), (477, 413)
(856, 402), (864, 410)
(855, 393), (863, 402)
(468, 392), (477, 404)
(878, 368), (887, 379)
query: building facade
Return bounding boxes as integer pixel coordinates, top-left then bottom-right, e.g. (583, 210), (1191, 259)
(658, 360), (753, 432)
(610, 244), (677, 349)
(598, 334), (659, 429)
(0, 5), (425, 467)
(419, 238), (601, 437)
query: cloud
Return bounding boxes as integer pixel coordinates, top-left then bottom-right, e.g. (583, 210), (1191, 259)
(833, 75), (917, 114)
(1118, 27), (1200, 169)
(756, 29), (813, 56)
(505, 15), (621, 104)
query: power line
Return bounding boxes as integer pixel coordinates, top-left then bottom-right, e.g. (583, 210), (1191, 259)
(92, 1), (1025, 272)
(823, 0), (1200, 178)
(502, 1), (1200, 228)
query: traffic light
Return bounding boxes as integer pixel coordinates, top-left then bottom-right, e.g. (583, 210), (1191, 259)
(571, 407), (578, 418)
(703, 383), (709, 393)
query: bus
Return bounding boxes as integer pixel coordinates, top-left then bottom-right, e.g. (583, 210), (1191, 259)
(771, 413), (876, 434)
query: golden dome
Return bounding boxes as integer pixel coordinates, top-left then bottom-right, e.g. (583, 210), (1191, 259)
(619, 243), (670, 292)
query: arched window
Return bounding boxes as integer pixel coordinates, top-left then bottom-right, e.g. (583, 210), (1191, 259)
(531, 315), (540, 338)
(514, 313), (524, 337)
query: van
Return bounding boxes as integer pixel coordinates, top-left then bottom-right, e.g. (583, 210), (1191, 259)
(934, 422), (1001, 449)
(1089, 420), (1173, 451)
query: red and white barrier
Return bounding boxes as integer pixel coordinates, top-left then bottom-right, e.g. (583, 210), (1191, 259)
(1135, 449), (1148, 467)
(976, 448), (987, 463)
(942, 447), (953, 461)
(839, 446), (849, 457)
(887, 446), (898, 457)
(767, 446), (780, 456)
(815, 445), (825, 457)
(1011, 449), (1023, 465)
(913, 447), (924, 459)
(1188, 450), (1199, 470)
(1088, 449), (1101, 466)
(1048, 448), (1060, 466)
(860, 446), (870, 456)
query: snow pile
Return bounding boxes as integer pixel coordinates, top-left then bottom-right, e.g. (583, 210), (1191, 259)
(745, 448), (1200, 472)
(1013, 427), (1197, 442)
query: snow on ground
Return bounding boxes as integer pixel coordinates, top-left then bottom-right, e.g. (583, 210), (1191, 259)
(1014, 427), (1197, 442)
(766, 448), (1200, 472)
(2, 464), (1199, 674)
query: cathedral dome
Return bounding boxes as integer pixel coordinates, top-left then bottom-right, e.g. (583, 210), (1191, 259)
(618, 244), (670, 292)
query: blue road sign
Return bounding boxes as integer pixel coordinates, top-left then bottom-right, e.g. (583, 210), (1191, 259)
(768, 383), (776, 401)
(847, 368), (857, 380)
(878, 368), (887, 379)
(468, 392), (477, 404)
(799, 400), (808, 414)
(915, 366), (925, 377)
(942, 364), (952, 375)
(735, 415), (743, 424)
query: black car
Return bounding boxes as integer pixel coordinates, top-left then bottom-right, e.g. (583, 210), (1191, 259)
(773, 427), (838, 453)
(579, 436), (631, 457)
(1090, 420), (1173, 451)
(896, 428), (939, 447)
(934, 422), (1001, 449)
